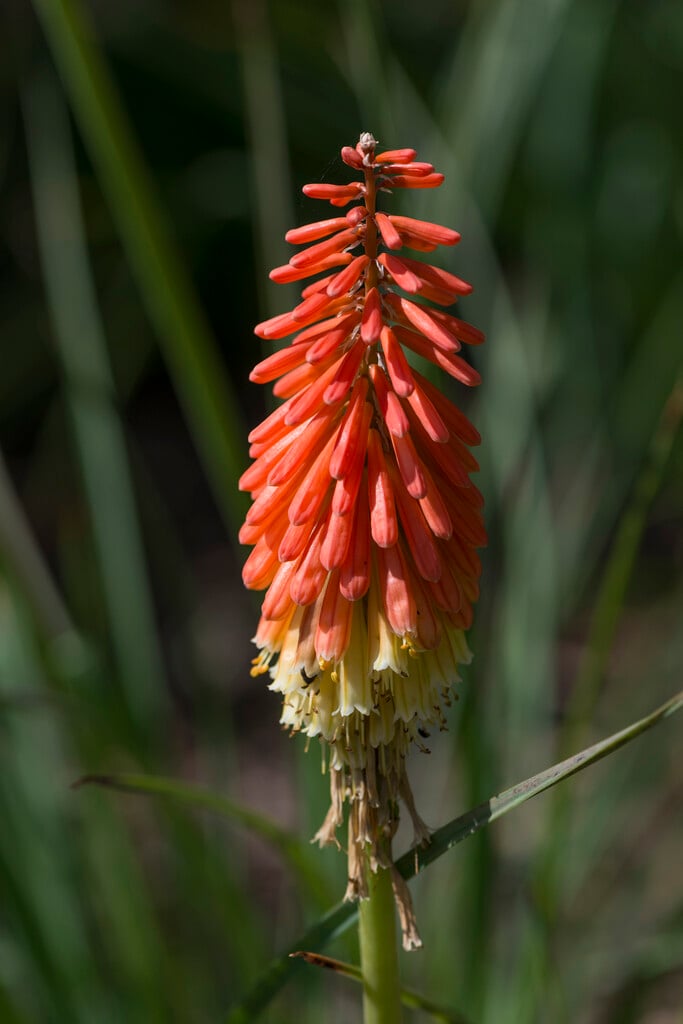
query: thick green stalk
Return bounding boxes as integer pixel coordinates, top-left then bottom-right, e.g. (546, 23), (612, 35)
(358, 866), (402, 1024)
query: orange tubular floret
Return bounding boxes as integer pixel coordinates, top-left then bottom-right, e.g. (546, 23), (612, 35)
(289, 518), (329, 606)
(248, 396), (298, 445)
(327, 254), (370, 298)
(331, 443), (364, 516)
(285, 217), (349, 244)
(287, 430), (338, 526)
(380, 325), (415, 397)
(378, 253), (420, 293)
(418, 470), (453, 540)
(253, 310), (301, 340)
(392, 326), (480, 387)
(255, 295), (348, 340)
(413, 282), (459, 307)
(301, 273), (339, 298)
(295, 310), (361, 346)
(389, 215), (460, 247)
(239, 502), (285, 545)
(323, 342), (366, 405)
(291, 291), (343, 324)
(339, 473), (370, 600)
(380, 162), (434, 177)
(346, 206), (367, 227)
(242, 536), (279, 590)
(411, 372), (481, 446)
(375, 212), (403, 250)
(428, 559), (462, 615)
(316, 572), (354, 662)
(284, 357), (347, 425)
(405, 381), (449, 443)
(375, 148), (417, 164)
(272, 357), (330, 399)
(389, 466), (442, 582)
(387, 295), (460, 353)
(390, 430), (427, 499)
(269, 253), (353, 284)
(386, 173), (445, 189)
(320, 505), (354, 571)
(330, 381), (371, 480)
(302, 182), (364, 202)
(419, 306), (485, 346)
(367, 429), (398, 548)
(368, 364), (409, 437)
(240, 422), (307, 492)
(409, 422), (471, 490)
(376, 544), (417, 637)
(396, 232), (438, 253)
(396, 254), (473, 296)
(306, 324), (354, 364)
(246, 462), (306, 524)
(341, 146), (364, 169)
(360, 287), (383, 344)
(278, 515), (313, 563)
(249, 343), (313, 384)
(261, 560), (299, 621)
(268, 408), (340, 487)
(406, 567), (442, 652)
(289, 228), (361, 270)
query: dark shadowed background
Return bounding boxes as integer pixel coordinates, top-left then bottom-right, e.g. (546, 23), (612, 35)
(1, 1), (682, 1021)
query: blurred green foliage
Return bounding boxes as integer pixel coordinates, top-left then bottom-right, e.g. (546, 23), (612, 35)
(0, 0), (682, 1021)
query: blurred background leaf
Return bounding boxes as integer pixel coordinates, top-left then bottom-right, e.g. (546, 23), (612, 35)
(0, 0), (681, 1020)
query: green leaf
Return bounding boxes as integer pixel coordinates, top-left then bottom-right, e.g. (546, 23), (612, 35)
(225, 688), (683, 1022)
(23, 67), (167, 734)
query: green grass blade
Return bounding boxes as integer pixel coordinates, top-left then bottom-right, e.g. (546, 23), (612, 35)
(232, 0), (296, 318)
(291, 951), (472, 1023)
(563, 379), (683, 752)
(75, 772), (329, 907)
(509, 377), (683, 1019)
(0, 450), (71, 641)
(30, 0), (248, 537)
(225, 688), (683, 1022)
(23, 67), (167, 732)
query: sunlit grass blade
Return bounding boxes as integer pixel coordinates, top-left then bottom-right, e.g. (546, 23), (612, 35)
(30, 0), (248, 538)
(225, 688), (683, 1022)
(23, 67), (167, 734)
(75, 772), (329, 907)
(290, 951), (472, 1023)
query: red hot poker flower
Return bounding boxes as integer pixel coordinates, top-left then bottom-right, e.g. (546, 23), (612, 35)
(241, 132), (486, 949)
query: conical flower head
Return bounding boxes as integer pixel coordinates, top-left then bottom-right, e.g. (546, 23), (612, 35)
(240, 133), (486, 947)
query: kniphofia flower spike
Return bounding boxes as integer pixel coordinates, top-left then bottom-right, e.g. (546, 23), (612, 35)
(241, 133), (485, 948)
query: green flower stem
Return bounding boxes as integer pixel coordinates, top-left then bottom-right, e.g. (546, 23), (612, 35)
(358, 865), (402, 1024)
